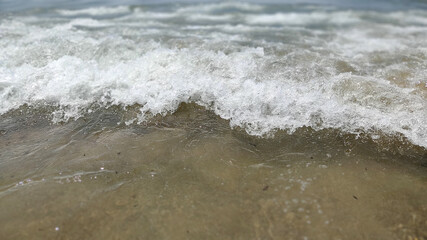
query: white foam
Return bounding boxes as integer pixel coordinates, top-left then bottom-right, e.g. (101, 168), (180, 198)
(176, 2), (265, 13)
(130, 11), (177, 20)
(246, 11), (360, 25)
(57, 6), (130, 16)
(68, 18), (111, 28)
(329, 29), (407, 55)
(388, 11), (427, 25)
(186, 14), (233, 22)
(1, 4), (427, 148)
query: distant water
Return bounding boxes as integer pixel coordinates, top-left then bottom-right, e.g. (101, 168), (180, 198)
(0, 0), (426, 148)
(2, 0), (427, 12)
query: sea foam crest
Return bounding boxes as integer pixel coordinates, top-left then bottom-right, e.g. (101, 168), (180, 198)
(1, 46), (425, 147)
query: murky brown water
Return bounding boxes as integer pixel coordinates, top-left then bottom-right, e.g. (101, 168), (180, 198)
(0, 105), (426, 240)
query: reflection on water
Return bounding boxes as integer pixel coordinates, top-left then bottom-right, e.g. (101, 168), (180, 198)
(0, 104), (426, 239)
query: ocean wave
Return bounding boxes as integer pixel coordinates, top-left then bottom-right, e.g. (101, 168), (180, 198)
(0, 3), (426, 148)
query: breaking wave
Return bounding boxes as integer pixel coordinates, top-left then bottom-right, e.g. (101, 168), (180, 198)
(0, 2), (426, 148)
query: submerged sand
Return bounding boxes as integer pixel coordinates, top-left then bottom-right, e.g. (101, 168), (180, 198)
(0, 106), (426, 240)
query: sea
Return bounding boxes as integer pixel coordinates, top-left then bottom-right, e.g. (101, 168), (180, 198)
(0, 0), (426, 239)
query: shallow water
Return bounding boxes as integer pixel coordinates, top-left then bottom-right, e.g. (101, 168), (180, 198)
(1, 0), (427, 239)
(0, 105), (426, 239)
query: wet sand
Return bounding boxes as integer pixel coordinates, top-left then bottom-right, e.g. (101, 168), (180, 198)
(0, 105), (426, 240)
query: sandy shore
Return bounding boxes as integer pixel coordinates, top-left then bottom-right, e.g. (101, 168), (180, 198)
(0, 106), (426, 239)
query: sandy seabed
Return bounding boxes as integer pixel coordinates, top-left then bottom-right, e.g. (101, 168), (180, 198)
(0, 105), (426, 240)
